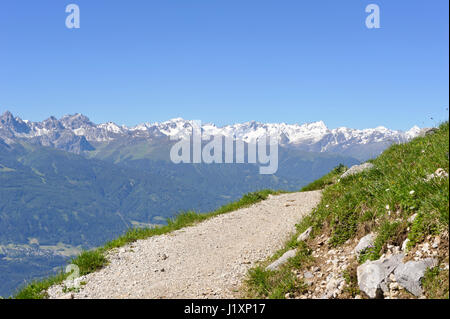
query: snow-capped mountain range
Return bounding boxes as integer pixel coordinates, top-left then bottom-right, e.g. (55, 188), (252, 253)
(0, 111), (423, 160)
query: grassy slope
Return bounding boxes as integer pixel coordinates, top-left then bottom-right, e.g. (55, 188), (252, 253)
(13, 189), (284, 299)
(300, 163), (347, 192)
(246, 122), (449, 299)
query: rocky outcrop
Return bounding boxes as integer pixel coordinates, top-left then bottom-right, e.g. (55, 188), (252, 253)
(357, 250), (439, 298)
(289, 231), (446, 300)
(357, 253), (404, 298)
(0, 111), (30, 134)
(353, 233), (376, 257)
(394, 258), (437, 297)
(266, 249), (297, 271)
(340, 163), (374, 179)
(297, 227), (312, 242)
(418, 128), (438, 137)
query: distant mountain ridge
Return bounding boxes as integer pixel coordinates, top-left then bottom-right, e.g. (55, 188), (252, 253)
(0, 111), (422, 160)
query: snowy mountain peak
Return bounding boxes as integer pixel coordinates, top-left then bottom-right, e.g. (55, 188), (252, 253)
(406, 125), (422, 139)
(0, 111), (424, 160)
(60, 113), (95, 130)
(304, 120), (328, 130)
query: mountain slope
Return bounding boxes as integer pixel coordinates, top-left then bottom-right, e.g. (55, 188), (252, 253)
(0, 142), (208, 246)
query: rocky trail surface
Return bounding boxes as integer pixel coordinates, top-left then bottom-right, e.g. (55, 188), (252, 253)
(48, 191), (322, 299)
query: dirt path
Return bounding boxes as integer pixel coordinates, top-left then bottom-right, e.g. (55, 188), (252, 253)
(48, 191), (322, 299)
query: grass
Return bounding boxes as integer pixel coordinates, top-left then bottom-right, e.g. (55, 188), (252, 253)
(359, 220), (404, 263)
(300, 164), (347, 192)
(306, 122), (449, 248)
(72, 250), (108, 276)
(245, 122), (449, 299)
(245, 241), (313, 299)
(13, 270), (69, 300)
(341, 262), (360, 298)
(13, 189), (284, 299)
(422, 266), (449, 299)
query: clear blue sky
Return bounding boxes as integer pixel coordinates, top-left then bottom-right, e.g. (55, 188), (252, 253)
(0, 0), (448, 130)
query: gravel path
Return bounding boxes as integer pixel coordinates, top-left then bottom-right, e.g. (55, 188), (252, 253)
(48, 191), (322, 299)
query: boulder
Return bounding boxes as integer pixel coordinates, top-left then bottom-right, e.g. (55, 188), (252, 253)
(418, 128), (438, 137)
(265, 249), (297, 271)
(297, 227), (312, 242)
(340, 163), (374, 179)
(357, 253), (404, 298)
(354, 233), (376, 256)
(394, 258), (437, 297)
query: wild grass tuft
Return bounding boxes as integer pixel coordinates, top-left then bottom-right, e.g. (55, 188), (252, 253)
(14, 271), (68, 299)
(422, 266), (449, 299)
(245, 239), (313, 299)
(72, 250), (108, 276)
(300, 164), (347, 192)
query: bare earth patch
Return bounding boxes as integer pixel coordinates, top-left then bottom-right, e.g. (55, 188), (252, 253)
(48, 191), (322, 299)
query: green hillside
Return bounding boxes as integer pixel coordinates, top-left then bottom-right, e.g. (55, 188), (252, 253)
(0, 142), (216, 247)
(246, 122), (449, 299)
(0, 141), (358, 248)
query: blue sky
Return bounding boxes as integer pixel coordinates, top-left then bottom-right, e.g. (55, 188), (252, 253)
(0, 0), (448, 130)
